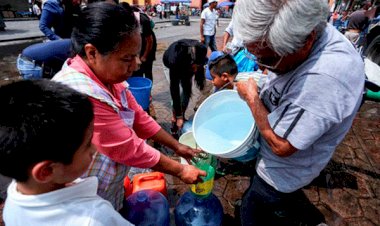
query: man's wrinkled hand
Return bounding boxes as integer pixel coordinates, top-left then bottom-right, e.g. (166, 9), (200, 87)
(236, 77), (259, 104)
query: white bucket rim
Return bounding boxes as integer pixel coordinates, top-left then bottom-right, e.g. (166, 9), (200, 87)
(192, 90), (256, 157)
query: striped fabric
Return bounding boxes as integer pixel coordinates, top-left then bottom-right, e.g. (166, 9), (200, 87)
(82, 151), (129, 210)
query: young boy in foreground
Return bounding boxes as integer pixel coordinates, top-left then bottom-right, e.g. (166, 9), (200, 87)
(0, 80), (133, 226)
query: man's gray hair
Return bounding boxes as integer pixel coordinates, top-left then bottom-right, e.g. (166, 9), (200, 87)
(233, 0), (329, 56)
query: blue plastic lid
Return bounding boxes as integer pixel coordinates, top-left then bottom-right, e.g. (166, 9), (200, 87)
(136, 191), (148, 202)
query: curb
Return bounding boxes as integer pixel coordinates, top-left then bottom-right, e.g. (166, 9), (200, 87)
(0, 36), (44, 43)
(3, 18), (39, 22)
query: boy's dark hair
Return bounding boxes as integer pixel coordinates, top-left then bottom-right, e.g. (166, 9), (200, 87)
(209, 54), (238, 77)
(0, 80), (94, 182)
(72, 2), (138, 56)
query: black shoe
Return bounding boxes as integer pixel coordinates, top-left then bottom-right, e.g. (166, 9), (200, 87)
(171, 122), (179, 140)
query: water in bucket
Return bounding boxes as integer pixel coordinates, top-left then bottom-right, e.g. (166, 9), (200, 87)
(193, 90), (260, 162)
(195, 113), (253, 152)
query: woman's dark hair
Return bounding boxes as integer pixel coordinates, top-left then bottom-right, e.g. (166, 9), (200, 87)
(0, 80), (94, 182)
(193, 44), (207, 90)
(194, 65), (205, 90)
(209, 54), (238, 77)
(120, 2), (140, 12)
(72, 2), (138, 56)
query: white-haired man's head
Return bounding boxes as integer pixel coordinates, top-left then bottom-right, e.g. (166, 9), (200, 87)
(233, 0), (329, 56)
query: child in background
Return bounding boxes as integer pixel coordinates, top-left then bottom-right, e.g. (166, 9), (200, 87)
(206, 51), (238, 91)
(0, 80), (133, 226)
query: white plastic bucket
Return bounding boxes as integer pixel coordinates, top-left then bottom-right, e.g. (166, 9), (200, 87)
(178, 131), (197, 149)
(192, 90), (260, 162)
(178, 132), (196, 165)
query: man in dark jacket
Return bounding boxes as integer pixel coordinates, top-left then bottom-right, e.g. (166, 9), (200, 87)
(163, 39), (207, 135)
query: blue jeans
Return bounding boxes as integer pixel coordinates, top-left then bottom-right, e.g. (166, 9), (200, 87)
(16, 55), (42, 79)
(204, 35), (217, 52)
(240, 175), (325, 226)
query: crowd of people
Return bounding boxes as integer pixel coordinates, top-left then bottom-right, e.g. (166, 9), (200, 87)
(0, 0), (379, 225)
(330, 1), (380, 50)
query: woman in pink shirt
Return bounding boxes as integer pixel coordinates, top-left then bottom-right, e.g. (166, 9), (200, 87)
(53, 2), (205, 210)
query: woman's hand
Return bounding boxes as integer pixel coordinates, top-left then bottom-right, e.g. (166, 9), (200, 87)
(151, 154), (206, 184)
(236, 77), (259, 104)
(175, 143), (201, 163)
(178, 164), (207, 184)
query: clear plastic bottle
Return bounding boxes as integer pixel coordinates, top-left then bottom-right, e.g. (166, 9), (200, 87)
(123, 189), (170, 226)
(174, 191), (223, 226)
(174, 163), (223, 226)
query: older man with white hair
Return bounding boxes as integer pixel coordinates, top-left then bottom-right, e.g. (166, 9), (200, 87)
(233, 0), (365, 225)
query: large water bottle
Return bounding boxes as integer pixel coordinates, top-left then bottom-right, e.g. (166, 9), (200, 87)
(123, 189), (170, 226)
(174, 191), (223, 226)
(174, 163), (223, 226)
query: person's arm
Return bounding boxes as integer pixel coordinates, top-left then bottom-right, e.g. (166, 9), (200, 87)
(141, 35), (153, 63)
(236, 78), (297, 157)
(39, 8), (61, 40)
(200, 9), (207, 43)
(200, 18), (205, 43)
(152, 153), (206, 184)
(128, 88), (199, 160)
(151, 128), (201, 161)
(222, 31), (231, 51)
(91, 98), (205, 184)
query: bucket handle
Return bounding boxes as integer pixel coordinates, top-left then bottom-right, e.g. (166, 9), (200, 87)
(135, 172), (164, 183)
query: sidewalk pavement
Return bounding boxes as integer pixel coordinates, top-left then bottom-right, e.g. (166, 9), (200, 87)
(0, 15), (228, 43)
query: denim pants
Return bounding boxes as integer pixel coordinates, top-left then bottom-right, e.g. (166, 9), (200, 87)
(16, 55), (43, 79)
(204, 35), (217, 52)
(240, 175), (325, 226)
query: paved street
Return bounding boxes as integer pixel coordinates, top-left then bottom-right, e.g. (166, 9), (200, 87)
(0, 20), (43, 42)
(0, 17), (379, 226)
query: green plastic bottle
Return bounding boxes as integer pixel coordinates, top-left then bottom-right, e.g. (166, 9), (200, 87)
(190, 162), (215, 196)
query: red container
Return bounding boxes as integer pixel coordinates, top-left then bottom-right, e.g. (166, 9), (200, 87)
(132, 172), (167, 197)
(123, 176), (133, 199)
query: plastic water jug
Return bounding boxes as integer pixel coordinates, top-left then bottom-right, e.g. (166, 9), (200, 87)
(174, 191), (223, 226)
(174, 161), (223, 226)
(123, 176), (133, 199)
(123, 189), (170, 226)
(132, 172), (167, 197)
(190, 162), (215, 197)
